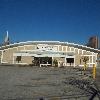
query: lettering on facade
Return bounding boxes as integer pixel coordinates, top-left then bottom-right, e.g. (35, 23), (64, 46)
(37, 44), (57, 51)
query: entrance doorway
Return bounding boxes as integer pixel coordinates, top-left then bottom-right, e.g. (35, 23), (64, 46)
(66, 58), (74, 66)
(33, 57), (52, 66)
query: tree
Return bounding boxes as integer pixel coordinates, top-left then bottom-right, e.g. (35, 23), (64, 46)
(82, 56), (89, 64)
(82, 56), (89, 70)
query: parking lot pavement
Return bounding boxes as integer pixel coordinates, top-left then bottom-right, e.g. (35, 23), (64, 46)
(0, 65), (99, 100)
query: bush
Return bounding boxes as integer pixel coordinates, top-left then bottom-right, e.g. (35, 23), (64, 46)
(53, 59), (58, 67)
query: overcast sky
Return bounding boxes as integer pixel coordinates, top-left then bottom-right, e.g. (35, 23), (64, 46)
(0, 0), (100, 45)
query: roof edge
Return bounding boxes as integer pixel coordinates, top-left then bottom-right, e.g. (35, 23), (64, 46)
(0, 40), (100, 52)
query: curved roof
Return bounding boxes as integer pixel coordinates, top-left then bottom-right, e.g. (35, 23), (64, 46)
(0, 41), (100, 53)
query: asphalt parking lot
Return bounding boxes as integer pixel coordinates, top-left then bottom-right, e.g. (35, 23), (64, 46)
(0, 65), (99, 100)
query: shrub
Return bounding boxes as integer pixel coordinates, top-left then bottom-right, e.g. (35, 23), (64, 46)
(53, 59), (58, 67)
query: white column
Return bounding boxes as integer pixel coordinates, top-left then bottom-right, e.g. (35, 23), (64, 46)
(66, 46), (67, 52)
(69, 47), (71, 51)
(82, 50), (83, 55)
(89, 56), (90, 67)
(1, 51), (3, 63)
(95, 53), (98, 67)
(24, 45), (25, 50)
(62, 46), (63, 52)
(78, 49), (79, 54)
(92, 55), (93, 64)
(57, 45), (59, 51)
(73, 48), (75, 53)
(92, 52), (96, 67)
(58, 45), (60, 52)
(74, 56), (75, 67)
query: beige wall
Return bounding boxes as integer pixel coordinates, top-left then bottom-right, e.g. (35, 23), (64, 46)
(2, 49), (8, 63)
(63, 46), (66, 52)
(79, 49), (82, 55)
(53, 57), (65, 62)
(53, 57), (65, 66)
(87, 51), (92, 55)
(75, 55), (80, 65)
(24, 45), (36, 50)
(71, 47), (74, 51)
(21, 56), (33, 64)
(83, 50), (87, 55)
(14, 56), (33, 64)
(18, 46), (24, 51)
(75, 48), (78, 54)
(59, 46), (62, 51)
(67, 46), (70, 51)
(2, 48), (17, 64)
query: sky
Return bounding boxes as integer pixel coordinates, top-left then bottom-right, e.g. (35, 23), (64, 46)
(0, 0), (100, 45)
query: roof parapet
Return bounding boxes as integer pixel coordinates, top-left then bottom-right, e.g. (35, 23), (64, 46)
(0, 40), (99, 52)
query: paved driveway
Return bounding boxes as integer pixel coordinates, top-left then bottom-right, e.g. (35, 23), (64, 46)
(0, 65), (99, 100)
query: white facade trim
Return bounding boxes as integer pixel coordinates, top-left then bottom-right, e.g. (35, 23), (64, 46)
(1, 50), (3, 63)
(18, 46), (24, 48)
(69, 47), (71, 51)
(73, 47), (75, 52)
(1, 62), (8, 64)
(87, 63), (95, 64)
(81, 55), (96, 56)
(92, 55), (93, 64)
(24, 45), (25, 50)
(15, 63), (28, 65)
(89, 56), (90, 67)
(13, 53), (67, 57)
(24, 45), (34, 47)
(1, 50), (9, 64)
(1, 40), (99, 51)
(82, 50), (84, 55)
(57, 45), (59, 51)
(78, 49), (79, 54)
(13, 47), (18, 51)
(66, 46), (68, 52)
(95, 53), (98, 66)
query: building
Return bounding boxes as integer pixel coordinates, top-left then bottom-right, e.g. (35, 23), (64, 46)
(97, 53), (100, 67)
(0, 41), (100, 67)
(4, 31), (10, 45)
(87, 36), (99, 49)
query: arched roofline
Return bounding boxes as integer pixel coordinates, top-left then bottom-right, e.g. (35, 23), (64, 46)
(0, 40), (100, 53)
